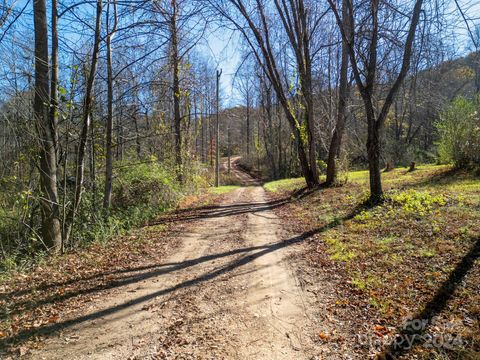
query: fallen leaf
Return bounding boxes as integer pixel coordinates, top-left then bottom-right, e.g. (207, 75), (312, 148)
(374, 325), (387, 332)
(48, 315), (59, 324)
(318, 331), (329, 340)
(18, 346), (29, 356)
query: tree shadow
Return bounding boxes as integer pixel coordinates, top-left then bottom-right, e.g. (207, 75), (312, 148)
(151, 186), (316, 224)
(0, 200), (366, 350)
(0, 262), (175, 304)
(1, 187), (316, 304)
(378, 236), (480, 359)
(399, 167), (477, 190)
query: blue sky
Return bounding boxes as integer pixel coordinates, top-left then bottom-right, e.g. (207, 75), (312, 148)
(2, 0), (480, 108)
(199, 26), (242, 107)
(197, 0), (480, 108)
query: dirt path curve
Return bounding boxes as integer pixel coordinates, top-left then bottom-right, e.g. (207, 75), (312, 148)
(29, 162), (317, 359)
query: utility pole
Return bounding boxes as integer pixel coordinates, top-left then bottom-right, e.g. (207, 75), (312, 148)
(215, 69), (222, 187)
(246, 90), (250, 156)
(227, 120), (231, 173)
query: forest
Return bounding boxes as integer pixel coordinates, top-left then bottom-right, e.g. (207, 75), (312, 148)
(0, 0), (479, 359)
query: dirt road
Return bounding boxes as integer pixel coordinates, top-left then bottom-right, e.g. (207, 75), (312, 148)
(28, 162), (318, 359)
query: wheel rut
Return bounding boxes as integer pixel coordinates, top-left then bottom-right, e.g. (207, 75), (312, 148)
(29, 166), (316, 359)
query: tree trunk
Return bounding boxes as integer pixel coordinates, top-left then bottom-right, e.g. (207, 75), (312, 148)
(64, 0), (102, 244)
(367, 126), (383, 202)
(326, 0), (349, 186)
(89, 111), (96, 210)
(277, 105), (283, 177)
(246, 90), (250, 156)
(304, 57), (319, 184)
(170, 1), (182, 182)
(50, 0), (59, 158)
(200, 98), (205, 162)
(103, 0), (117, 210)
(215, 69), (221, 187)
(133, 109), (142, 159)
(293, 125), (315, 188)
(305, 95), (318, 184)
(33, 0), (62, 252)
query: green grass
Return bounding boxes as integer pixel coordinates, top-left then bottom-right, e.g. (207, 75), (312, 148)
(263, 177), (306, 193)
(271, 163), (480, 357)
(264, 164), (474, 194)
(208, 185), (241, 195)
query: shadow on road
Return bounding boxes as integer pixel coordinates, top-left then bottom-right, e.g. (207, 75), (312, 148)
(153, 186), (316, 224)
(0, 196), (365, 349)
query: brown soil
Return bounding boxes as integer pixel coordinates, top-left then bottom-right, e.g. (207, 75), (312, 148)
(25, 162), (327, 359)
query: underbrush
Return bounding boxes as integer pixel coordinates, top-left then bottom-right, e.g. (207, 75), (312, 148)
(0, 161), (209, 272)
(267, 164), (480, 358)
(220, 171), (244, 186)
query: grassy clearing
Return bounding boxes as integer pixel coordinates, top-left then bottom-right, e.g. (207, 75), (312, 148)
(270, 164), (480, 358)
(208, 185), (241, 195)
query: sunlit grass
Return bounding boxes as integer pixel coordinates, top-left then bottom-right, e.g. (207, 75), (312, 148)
(263, 177), (306, 192)
(263, 164), (458, 193)
(271, 163), (480, 355)
(208, 185), (241, 195)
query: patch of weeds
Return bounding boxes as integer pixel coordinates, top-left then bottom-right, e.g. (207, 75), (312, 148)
(384, 252), (404, 265)
(316, 203), (332, 212)
(324, 235), (356, 262)
(350, 272), (382, 292)
(330, 249), (356, 262)
(389, 189), (447, 216)
(369, 297), (392, 315)
(347, 170), (369, 183)
(344, 194), (355, 203)
(458, 226), (471, 238)
(317, 213), (337, 225)
(420, 248), (437, 258)
(432, 222), (442, 235)
(354, 209), (373, 222)
(351, 276), (367, 291)
(378, 236), (396, 245)
(142, 224), (167, 234)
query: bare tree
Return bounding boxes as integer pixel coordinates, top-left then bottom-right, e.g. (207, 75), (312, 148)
(212, 0), (321, 187)
(328, 0), (424, 202)
(33, 0), (62, 251)
(325, 0), (350, 186)
(104, 0), (118, 210)
(65, 0), (103, 243)
(170, 0), (183, 180)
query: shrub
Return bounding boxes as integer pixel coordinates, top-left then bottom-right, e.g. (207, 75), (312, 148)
(317, 159), (327, 174)
(436, 96), (480, 168)
(0, 160), (209, 271)
(113, 162), (181, 211)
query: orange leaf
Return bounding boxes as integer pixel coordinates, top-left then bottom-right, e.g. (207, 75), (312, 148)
(318, 332), (329, 340)
(47, 315), (59, 324)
